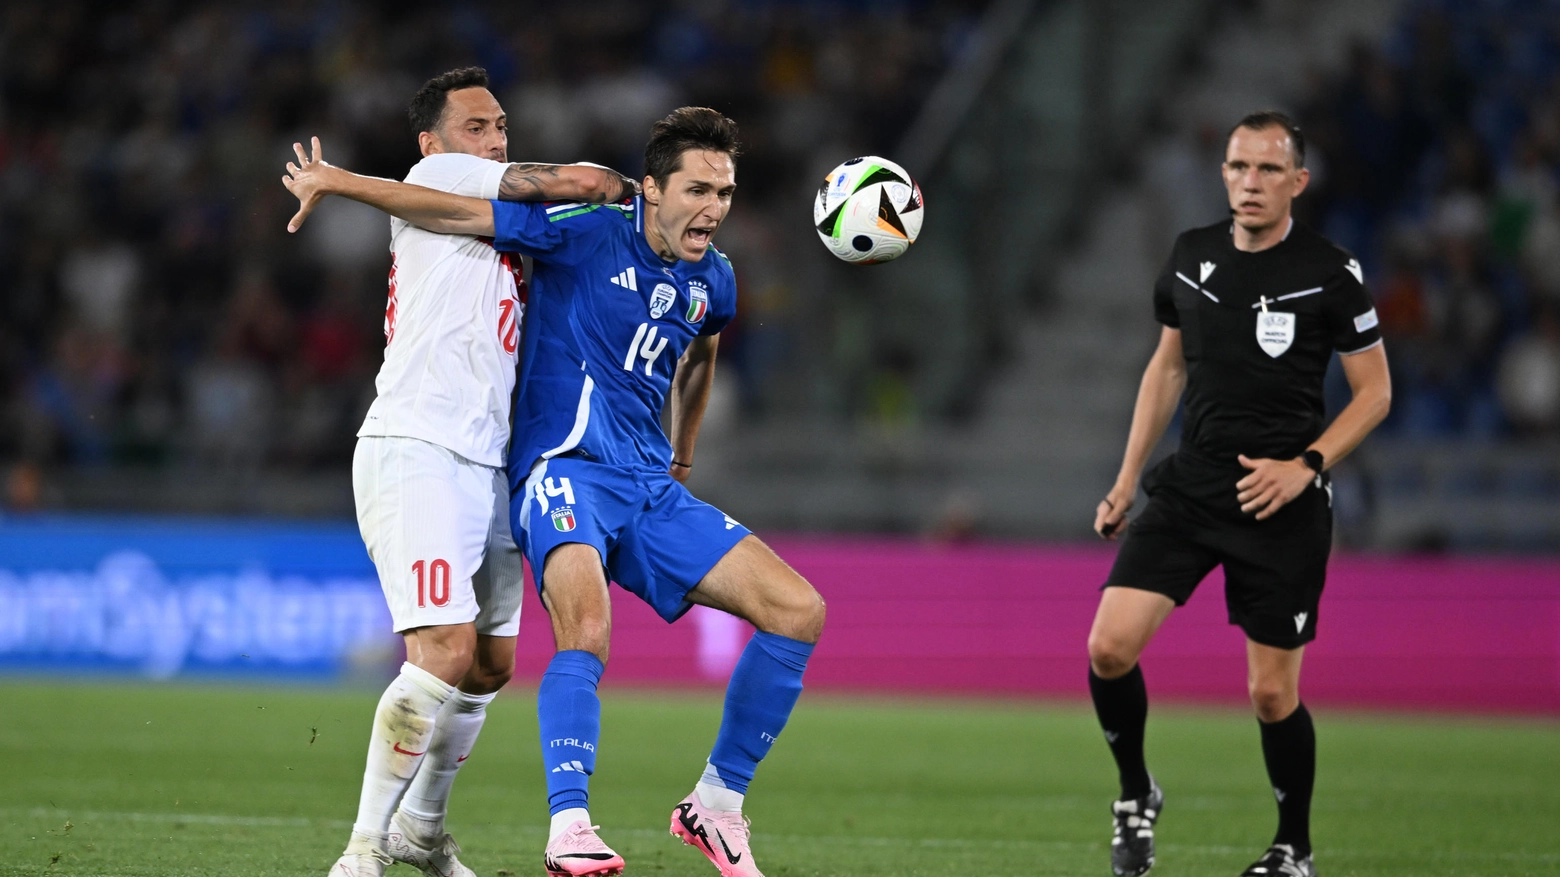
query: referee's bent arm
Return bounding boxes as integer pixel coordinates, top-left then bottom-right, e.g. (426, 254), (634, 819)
(1308, 343), (1390, 470)
(1232, 343), (1390, 520)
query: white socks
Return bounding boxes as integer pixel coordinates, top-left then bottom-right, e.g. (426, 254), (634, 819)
(398, 689), (496, 840)
(549, 807), (591, 841)
(351, 662), (455, 838)
(695, 762), (745, 812)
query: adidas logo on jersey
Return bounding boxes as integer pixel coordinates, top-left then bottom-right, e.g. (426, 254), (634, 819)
(609, 266), (638, 290)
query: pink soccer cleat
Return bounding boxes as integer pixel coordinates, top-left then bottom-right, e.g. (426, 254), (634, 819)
(543, 821), (625, 877)
(670, 791), (765, 877)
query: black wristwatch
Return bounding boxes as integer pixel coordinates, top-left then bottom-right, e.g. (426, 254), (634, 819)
(1301, 449), (1325, 474)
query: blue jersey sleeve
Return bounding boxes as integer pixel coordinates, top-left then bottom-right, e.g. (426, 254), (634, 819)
(701, 246), (739, 336)
(490, 200), (616, 266)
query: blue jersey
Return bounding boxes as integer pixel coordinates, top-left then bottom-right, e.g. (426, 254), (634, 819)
(490, 196), (738, 486)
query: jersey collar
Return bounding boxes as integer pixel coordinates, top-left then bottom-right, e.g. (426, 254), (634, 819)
(1226, 216), (1295, 253)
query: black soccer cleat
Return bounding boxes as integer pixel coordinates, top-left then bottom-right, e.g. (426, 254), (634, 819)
(1238, 844), (1315, 877)
(1109, 777), (1164, 876)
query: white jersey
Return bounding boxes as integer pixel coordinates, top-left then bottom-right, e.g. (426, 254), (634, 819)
(358, 152), (523, 467)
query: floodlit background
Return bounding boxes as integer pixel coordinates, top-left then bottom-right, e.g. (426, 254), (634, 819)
(0, 1), (1557, 874)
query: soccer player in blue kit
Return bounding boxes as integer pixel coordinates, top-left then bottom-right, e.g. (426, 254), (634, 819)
(283, 108), (825, 877)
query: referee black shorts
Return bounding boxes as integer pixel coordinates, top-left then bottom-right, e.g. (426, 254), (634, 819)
(1103, 459), (1333, 650)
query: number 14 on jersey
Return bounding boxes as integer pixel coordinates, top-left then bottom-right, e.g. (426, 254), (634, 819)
(622, 323), (669, 376)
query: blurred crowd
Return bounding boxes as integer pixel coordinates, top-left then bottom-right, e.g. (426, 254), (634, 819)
(1295, 0), (1560, 438)
(0, 0), (980, 492)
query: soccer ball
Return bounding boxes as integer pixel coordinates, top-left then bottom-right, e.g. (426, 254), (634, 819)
(813, 156), (923, 264)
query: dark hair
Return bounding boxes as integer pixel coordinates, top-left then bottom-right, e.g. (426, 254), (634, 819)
(644, 107), (742, 185)
(408, 67), (491, 134)
(1228, 110), (1306, 168)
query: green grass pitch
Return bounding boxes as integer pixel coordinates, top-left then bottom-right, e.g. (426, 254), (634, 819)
(1, 681), (1556, 876)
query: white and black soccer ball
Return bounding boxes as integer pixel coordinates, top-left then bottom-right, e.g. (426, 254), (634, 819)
(813, 156), (924, 264)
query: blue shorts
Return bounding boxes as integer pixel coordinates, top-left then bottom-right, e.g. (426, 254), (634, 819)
(512, 455), (752, 623)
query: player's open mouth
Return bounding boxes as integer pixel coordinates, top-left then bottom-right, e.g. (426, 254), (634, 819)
(685, 227), (714, 248)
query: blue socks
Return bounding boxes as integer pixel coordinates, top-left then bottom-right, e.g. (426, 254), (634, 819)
(538, 650), (604, 815)
(706, 631), (814, 795)
(539, 633), (812, 814)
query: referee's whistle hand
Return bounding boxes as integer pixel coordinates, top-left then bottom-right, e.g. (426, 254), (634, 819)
(1094, 488), (1134, 540)
(1235, 454), (1313, 521)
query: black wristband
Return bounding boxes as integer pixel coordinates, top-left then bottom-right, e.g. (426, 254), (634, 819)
(1301, 449), (1324, 473)
(671, 459), (692, 469)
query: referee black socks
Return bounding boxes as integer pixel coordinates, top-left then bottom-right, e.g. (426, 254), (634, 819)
(1088, 664), (1153, 800)
(1259, 701), (1315, 856)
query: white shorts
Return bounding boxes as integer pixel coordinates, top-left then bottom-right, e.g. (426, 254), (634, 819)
(352, 435), (524, 636)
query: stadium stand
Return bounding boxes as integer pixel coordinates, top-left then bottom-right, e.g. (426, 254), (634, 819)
(2, 0), (1555, 548)
(0, 0), (981, 513)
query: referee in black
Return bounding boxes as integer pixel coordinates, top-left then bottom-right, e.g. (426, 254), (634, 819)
(1087, 111), (1392, 877)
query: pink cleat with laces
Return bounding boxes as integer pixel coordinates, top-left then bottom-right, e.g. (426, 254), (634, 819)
(542, 821), (624, 877)
(670, 791), (765, 877)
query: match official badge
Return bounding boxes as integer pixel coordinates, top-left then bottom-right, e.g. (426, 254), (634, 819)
(551, 507), (577, 532)
(649, 283), (677, 320)
(686, 282), (709, 323)
(1256, 311), (1295, 358)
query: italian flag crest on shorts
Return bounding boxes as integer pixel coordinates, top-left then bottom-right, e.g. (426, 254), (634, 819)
(551, 507), (577, 532)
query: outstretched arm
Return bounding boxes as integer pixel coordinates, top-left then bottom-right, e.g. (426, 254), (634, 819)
(1095, 326), (1187, 539)
(284, 138), (493, 235)
(668, 334), (720, 483)
(283, 137), (637, 235)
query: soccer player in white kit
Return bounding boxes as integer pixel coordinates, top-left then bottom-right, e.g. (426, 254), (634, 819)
(283, 67), (636, 877)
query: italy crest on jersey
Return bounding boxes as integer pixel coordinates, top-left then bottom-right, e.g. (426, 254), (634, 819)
(551, 507), (577, 532)
(649, 283), (677, 320)
(1256, 311), (1295, 358)
(686, 281), (709, 323)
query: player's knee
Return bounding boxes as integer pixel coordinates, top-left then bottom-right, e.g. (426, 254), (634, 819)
(461, 665), (512, 695)
(415, 638), (478, 686)
(1087, 632), (1137, 679)
(1249, 679), (1297, 722)
(766, 583), (825, 644)
(553, 612), (612, 661)
(797, 590), (826, 641)
(463, 655), (515, 694)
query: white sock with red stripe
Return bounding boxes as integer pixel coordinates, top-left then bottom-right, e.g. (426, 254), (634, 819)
(397, 688), (496, 843)
(349, 662), (455, 842)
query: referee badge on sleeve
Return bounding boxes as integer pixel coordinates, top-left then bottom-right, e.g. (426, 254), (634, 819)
(1256, 311), (1295, 357)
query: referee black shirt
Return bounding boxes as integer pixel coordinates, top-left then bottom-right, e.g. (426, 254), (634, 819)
(1148, 219), (1382, 519)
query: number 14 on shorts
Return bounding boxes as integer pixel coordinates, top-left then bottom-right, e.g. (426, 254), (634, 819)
(412, 559), (451, 608)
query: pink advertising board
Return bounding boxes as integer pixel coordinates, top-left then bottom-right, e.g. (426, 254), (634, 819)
(511, 538), (1560, 714)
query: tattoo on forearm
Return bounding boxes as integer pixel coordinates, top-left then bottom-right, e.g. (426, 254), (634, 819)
(500, 162), (638, 203)
(613, 173), (638, 202)
(499, 163), (563, 201)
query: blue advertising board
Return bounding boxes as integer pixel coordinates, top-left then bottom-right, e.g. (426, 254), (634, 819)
(0, 514), (393, 679)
